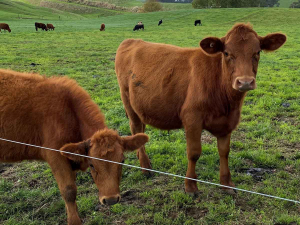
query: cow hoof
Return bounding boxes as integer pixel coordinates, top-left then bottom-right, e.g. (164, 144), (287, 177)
(142, 170), (154, 178)
(185, 191), (200, 198)
(222, 188), (237, 196)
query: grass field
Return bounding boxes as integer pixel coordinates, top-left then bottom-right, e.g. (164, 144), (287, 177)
(0, 3), (300, 225)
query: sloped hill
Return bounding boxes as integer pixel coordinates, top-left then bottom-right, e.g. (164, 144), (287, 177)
(0, 0), (126, 20)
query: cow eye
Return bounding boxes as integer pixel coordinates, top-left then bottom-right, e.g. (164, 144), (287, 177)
(224, 51), (229, 57)
(90, 164), (95, 170)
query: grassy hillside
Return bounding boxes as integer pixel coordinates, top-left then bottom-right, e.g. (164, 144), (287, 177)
(0, 6), (300, 225)
(0, 0), (125, 20)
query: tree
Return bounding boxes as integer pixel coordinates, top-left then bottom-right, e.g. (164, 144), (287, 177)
(260, 0), (279, 7)
(192, 0), (212, 8)
(290, 0), (300, 8)
(143, 0), (163, 12)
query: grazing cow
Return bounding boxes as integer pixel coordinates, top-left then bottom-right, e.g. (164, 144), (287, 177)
(194, 19), (202, 26)
(0, 69), (149, 225)
(133, 24), (144, 31)
(0, 23), (11, 32)
(115, 23), (286, 194)
(35, 22), (48, 31)
(47, 23), (55, 30)
(158, 19), (163, 26)
(100, 23), (105, 31)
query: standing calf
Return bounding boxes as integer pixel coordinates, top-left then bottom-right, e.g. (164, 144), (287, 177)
(194, 19), (202, 26)
(35, 22), (48, 31)
(0, 69), (148, 225)
(115, 23), (286, 194)
(47, 23), (55, 30)
(0, 23), (11, 32)
(100, 23), (105, 31)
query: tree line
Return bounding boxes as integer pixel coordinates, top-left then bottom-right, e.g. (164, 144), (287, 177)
(192, 0), (280, 8)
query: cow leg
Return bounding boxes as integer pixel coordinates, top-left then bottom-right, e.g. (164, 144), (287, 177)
(46, 154), (82, 225)
(130, 116), (152, 175)
(120, 92), (152, 175)
(184, 126), (202, 194)
(217, 134), (235, 194)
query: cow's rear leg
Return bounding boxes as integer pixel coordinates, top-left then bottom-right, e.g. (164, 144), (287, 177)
(217, 134), (236, 195)
(46, 153), (82, 225)
(121, 92), (152, 176)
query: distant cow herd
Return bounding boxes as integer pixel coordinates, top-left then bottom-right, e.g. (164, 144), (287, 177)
(0, 19), (204, 33)
(0, 21), (287, 225)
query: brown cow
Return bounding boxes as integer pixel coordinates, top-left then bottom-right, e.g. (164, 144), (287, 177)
(35, 22), (48, 31)
(47, 23), (55, 30)
(100, 23), (105, 31)
(0, 23), (11, 32)
(0, 69), (149, 225)
(115, 23), (286, 194)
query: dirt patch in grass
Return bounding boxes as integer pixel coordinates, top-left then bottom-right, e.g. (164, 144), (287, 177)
(0, 163), (13, 174)
(272, 115), (299, 126)
(238, 168), (276, 181)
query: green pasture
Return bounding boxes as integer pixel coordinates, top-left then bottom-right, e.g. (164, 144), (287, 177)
(0, 4), (300, 225)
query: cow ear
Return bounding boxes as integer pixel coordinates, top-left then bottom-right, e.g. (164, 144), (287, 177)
(200, 37), (224, 55)
(121, 134), (149, 152)
(60, 140), (91, 162)
(260, 33), (286, 51)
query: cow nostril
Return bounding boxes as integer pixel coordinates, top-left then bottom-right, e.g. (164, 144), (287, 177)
(117, 196), (120, 203)
(237, 80), (243, 86)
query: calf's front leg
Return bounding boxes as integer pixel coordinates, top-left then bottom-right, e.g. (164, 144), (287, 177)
(217, 134), (236, 194)
(47, 155), (82, 225)
(184, 126), (202, 194)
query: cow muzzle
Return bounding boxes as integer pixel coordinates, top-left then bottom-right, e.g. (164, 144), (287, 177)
(99, 194), (121, 206)
(233, 77), (256, 92)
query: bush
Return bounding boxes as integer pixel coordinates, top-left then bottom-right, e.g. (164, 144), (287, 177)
(143, 0), (163, 12)
(192, 0), (210, 8)
(290, 0), (300, 8)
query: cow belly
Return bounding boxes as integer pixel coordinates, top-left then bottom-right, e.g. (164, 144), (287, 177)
(130, 95), (183, 130)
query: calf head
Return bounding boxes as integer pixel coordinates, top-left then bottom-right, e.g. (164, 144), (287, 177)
(60, 129), (149, 205)
(200, 23), (286, 92)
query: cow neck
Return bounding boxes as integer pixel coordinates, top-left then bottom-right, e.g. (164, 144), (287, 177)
(67, 83), (107, 140)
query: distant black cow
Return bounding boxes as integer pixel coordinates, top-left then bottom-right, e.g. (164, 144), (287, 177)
(158, 19), (162, 26)
(35, 22), (48, 31)
(133, 24), (144, 31)
(194, 20), (202, 26)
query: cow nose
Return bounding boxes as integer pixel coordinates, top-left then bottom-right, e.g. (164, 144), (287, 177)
(235, 78), (256, 91)
(101, 195), (121, 206)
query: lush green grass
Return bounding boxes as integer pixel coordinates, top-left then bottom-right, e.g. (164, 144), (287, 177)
(1, 6), (300, 225)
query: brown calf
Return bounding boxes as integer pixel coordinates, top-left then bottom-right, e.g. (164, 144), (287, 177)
(0, 69), (149, 225)
(100, 23), (105, 31)
(47, 23), (55, 30)
(35, 22), (48, 31)
(115, 23), (286, 194)
(0, 23), (11, 32)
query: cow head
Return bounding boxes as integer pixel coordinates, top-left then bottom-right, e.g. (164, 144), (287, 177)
(60, 129), (149, 205)
(200, 23), (286, 92)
